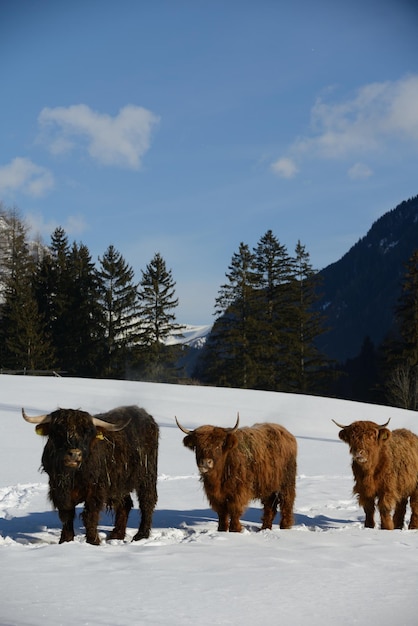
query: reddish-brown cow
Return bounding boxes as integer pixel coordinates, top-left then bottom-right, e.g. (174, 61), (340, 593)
(333, 418), (418, 529)
(176, 415), (297, 532)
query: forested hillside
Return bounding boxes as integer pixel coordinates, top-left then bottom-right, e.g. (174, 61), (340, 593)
(317, 195), (418, 362)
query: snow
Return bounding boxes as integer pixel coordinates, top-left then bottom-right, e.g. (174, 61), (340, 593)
(1, 375), (418, 626)
(164, 323), (212, 347)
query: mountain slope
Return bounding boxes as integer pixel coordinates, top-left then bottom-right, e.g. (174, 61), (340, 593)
(317, 195), (418, 362)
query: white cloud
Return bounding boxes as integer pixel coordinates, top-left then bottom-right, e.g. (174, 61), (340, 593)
(347, 162), (373, 180)
(0, 157), (54, 197)
(270, 74), (418, 175)
(271, 157), (299, 179)
(26, 212), (88, 240)
(38, 104), (160, 170)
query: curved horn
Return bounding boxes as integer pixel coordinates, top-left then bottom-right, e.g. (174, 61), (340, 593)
(231, 412), (240, 431)
(331, 419), (349, 429)
(175, 416), (192, 435)
(22, 408), (50, 424)
(378, 418), (391, 429)
(91, 416), (130, 432)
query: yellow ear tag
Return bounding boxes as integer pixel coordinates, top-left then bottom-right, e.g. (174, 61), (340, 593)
(35, 425), (45, 436)
(96, 431), (104, 440)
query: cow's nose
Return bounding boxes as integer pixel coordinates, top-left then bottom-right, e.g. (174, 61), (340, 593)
(198, 459), (214, 473)
(64, 448), (83, 467)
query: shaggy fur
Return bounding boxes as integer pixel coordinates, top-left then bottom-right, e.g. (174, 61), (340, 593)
(181, 422), (297, 532)
(336, 420), (418, 529)
(37, 406), (159, 544)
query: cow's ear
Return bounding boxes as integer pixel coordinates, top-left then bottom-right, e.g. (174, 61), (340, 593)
(338, 429), (348, 443)
(183, 435), (195, 450)
(35, 424), (50, 437)
(224, 432), (238, 451)
(378, 428), (391, 442)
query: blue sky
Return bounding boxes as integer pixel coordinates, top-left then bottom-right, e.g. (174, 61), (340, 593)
(1, 0), (418, 324)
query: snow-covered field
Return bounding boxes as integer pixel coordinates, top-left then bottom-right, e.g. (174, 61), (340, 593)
(1, 375), (418, 626)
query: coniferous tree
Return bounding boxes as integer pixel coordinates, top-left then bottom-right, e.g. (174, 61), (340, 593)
(285, 241), (328, 393)
(253, 230), (294, 390)
(202, 243), (260, 388)
(137, 253), (183, 381)
(65, 242), (105, 376)
(384, 249), (418, 409)
(34, 227), (72, 370)
(98, 245), (140, 378)
(34, 229), (105, 376)
(0, 209), (52, 370)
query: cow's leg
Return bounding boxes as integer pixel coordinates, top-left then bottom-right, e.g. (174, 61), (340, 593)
(109, 495), (133, 541)
(215, 504), (230, 532)
(58, 507), (76, 543)
(228, 503), (243, 532)
(279, 480), (296, 529)
(133, 483), (157, 541)
(408, 490), (418, 529)
(378, 496), (395, 530)
(82, 501), (102, 545)
(393, 498), (407, 529)
(261, 492), (279, 530)
(361, 498), (375, 528)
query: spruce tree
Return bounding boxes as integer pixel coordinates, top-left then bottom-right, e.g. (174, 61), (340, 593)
(98, 244), (140, 378)
(137, 253), (183, 381)
(253, 230), (294, 390)
(63, 242), (105, 376)
(0, 209), (52, 370)
(34, 227), (72, 369)
(285, 240), (328, 393)
(203, 243), (260, 388)
(385, 249), (418, 409)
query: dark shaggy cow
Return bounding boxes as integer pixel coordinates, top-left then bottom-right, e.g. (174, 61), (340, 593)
(176, 415), (297, 532)
(333, 418), (418, 529)
(23, 405), (159, 544)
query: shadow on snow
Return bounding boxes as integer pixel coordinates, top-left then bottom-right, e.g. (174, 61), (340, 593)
(0, 505), (358, 544)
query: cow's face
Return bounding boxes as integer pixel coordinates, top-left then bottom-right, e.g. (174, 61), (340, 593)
(183, 426), (238, 476)
(337, 421), (391, 466)
(39, 409), (98, 470)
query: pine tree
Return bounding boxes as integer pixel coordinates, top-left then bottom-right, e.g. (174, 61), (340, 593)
(64, 242), (105, 376)
(202, 243), (260, 388)
(98, 245), (140, 378)
(33, 229), (105, 376)
(34, 227), (72, 369)
(285, 241), (328, 393)
(253, 230), (294, 390)
(137, 253), (183, 381)
(384, 249), (418, 409)
(0, 209), (52, 370)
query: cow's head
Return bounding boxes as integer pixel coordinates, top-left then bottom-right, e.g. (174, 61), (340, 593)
(22, 408), (128, 470)
(175, 414), (240, 476)
(332, 419), (391, 466)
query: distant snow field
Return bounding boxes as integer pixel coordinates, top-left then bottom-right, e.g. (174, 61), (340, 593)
(1, 376), (418, 625)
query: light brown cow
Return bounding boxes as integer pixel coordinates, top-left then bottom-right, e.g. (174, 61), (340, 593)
(176, 415), (297, 532)
(333, 418), (418, 529)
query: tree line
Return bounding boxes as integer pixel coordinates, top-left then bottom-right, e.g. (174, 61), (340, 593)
(0, 207), (183, 381)
(1, 204), (417, 409)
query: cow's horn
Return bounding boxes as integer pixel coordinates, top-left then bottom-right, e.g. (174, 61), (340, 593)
(91, 416), (130, 431)
(331, 419), (348, 429)
(22, 408), (50, 424)
(175, 416), (192, 435)
(231, 413), (240, 431)
(378, 418), (391, 429)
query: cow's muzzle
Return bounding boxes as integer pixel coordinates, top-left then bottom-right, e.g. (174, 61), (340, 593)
(63, 448), (83, 469)
(198, 459), (214, 474)
(353, 451), (367, 464)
